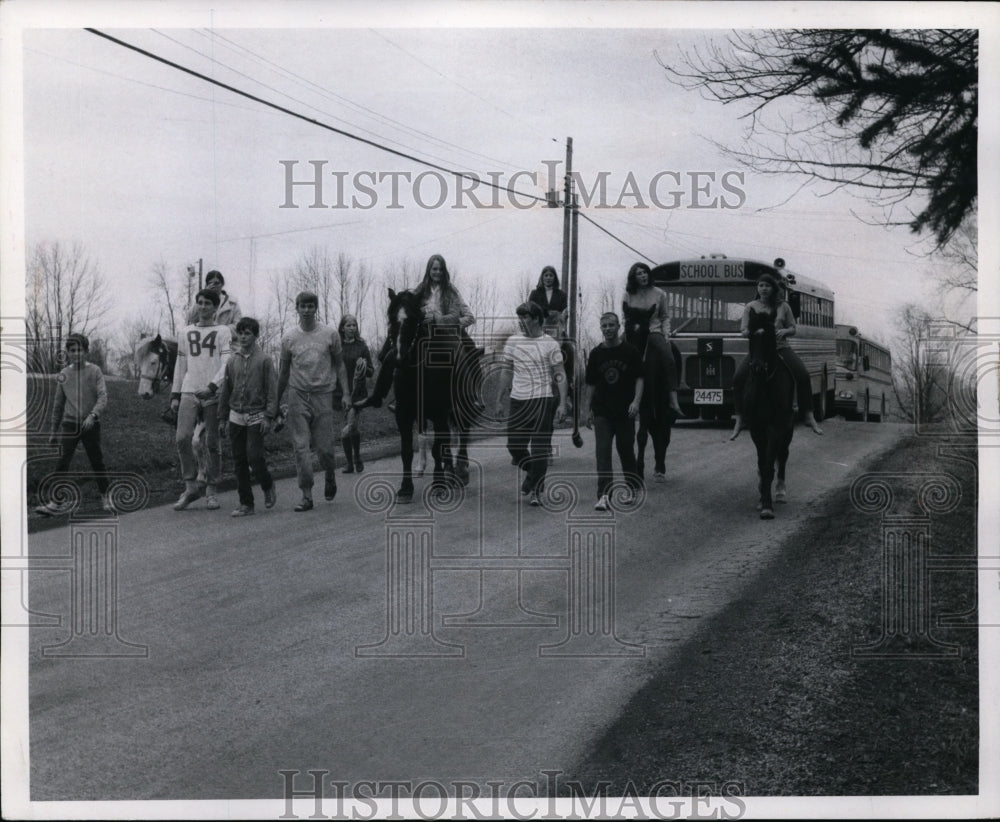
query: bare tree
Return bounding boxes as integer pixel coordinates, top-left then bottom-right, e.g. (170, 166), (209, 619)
(149, 258), (186, 338)
(25, 240), (112, 372)
(891, 303), (951, 423)
(661, 29), (978, 248)
(114, 315), (159, 379)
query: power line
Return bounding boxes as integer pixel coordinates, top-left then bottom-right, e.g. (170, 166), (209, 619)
(197, 28), (525, 174)
(150, 28), (480, 174)
(85, 28), (550, 208)
(85, 29), (660, 266)
(576, 210), (658, 264)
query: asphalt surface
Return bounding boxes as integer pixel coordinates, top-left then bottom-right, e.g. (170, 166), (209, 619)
(20, 416), (908, 801)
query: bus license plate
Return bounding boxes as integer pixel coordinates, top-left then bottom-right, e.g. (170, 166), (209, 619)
(694, 389), (723, 404)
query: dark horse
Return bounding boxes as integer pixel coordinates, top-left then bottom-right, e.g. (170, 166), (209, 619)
(622, 304), (680, 481)
(376, 289), (475, 503)
(742, 308), (795, 519)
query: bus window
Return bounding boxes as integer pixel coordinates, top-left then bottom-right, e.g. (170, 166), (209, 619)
(661, 282), (755, 333)
(836, 339), (858, 369)
(788, 292), (801, 319)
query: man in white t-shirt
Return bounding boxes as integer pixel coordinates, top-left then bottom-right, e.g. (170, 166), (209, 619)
(170, 288), (232, 511)
(495, 301), (569, 506)
(276, 291), (351, 512)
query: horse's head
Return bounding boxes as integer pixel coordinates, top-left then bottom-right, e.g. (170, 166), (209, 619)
(622, 303), (656, 351)
(135, 334), (176, 399)
(387, 288), (425, 365)
(746, 308), (779, 370)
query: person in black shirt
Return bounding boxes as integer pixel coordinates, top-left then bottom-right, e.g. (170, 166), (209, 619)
(583, 312), (644, 511)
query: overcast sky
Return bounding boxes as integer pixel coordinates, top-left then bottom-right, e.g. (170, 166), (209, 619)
(4, 2), (998, 349)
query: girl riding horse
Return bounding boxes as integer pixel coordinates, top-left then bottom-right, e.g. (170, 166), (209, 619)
(741, 307), (796, 519)
(730, 272), (824, 440)
(622, 261), (683, 482)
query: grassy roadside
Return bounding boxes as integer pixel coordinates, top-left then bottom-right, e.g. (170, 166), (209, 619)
(24, 376), (403, 532)
(564, 433), (979, 796)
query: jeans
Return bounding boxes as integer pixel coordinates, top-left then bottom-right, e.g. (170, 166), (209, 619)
(287, 389), (337, 491)
(506, 397), (555, 493)
(593, 415), (639, 498)
(54, 420), (109, 494)
(230, 422), (273, 507)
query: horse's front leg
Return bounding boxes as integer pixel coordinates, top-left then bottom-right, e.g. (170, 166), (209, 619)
(758, 429), (778, 519)
(430, 414), (450, 490)
(635, 411), (649, 482)
(396, 412), (415, 503)
(651, 418), (670, 477)
(775, 429), (792, 503)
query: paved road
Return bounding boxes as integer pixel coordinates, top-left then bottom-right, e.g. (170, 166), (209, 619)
(23, 417), (908, 800)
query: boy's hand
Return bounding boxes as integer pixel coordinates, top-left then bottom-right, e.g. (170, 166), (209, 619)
(260, 418), (271, 435)
(218, 420), (228, 439)
(81, 414), (96, 432)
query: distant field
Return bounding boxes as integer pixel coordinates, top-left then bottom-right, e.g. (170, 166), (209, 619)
(25, 374), (402, 520)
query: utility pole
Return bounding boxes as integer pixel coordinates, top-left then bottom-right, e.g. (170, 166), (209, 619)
(560, 137), (573, 336)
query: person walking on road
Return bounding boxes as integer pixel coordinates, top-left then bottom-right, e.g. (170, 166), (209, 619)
(583, 312), (644, 512)
(276, 291), (351, 512)
(218, 317), (279, 517)
(495, 301), (569, 507)
(35, 333), (113, 516)
(171, 288), (232, 512)
(335, 314), (374, 473)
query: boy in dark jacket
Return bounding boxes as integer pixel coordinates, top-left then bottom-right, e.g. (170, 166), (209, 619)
(218, 317), (278, 516)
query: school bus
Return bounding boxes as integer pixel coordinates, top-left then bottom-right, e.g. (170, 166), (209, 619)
(834, 324), (892, 421)
(649, 254), (838, 421)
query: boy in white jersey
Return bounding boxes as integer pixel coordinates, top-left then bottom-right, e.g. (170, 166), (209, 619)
(276, 291), (351, 512)
(170, 288), (232, 511)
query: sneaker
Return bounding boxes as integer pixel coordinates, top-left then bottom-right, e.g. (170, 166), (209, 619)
(529, 491), (541, 507)
(324, 476), (337, 501)
(100, 494), (116, 514)
(173, 488), (204, 511)
(343, 463), (355, 474)
(264, 485), (277, 509)
(594, 495), (610, 512)
(205, 494), (220, 510)
(294, 497), (314, 512)
(654, 472), (666, 483)
(35, 500), (69, 516)
(355, 458), (364, 473)
(521, 475), (533, 495)
(231, 505), (254, 517)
